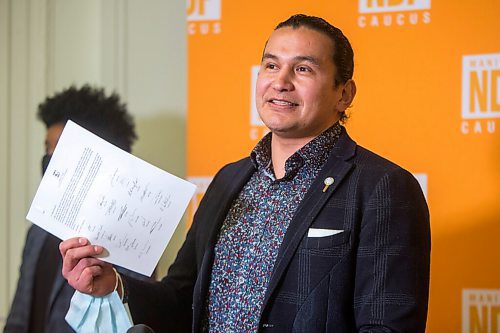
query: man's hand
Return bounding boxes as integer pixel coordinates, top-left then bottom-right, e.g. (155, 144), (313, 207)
(60, 237), (116, 296)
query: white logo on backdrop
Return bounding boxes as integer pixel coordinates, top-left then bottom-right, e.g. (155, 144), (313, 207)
(462, 289), (500, 333)
(462, 54), (500, 119)
(359, 0), (430, 13)
(186, 176), (213, 220)
(461, 53), (499, 134)
(250, 65), (264, 127)
(412, 173), (428, 200)
(187, 0), (221, 21)
(358, 0), (431, 27)
(249, 65), (269, 140)
(187, 0), (221, 35)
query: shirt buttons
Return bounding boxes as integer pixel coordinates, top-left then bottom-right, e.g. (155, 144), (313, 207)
(238, 276), (245, 285)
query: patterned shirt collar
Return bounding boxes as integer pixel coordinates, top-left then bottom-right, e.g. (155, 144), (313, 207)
(250, 122), (343, 180)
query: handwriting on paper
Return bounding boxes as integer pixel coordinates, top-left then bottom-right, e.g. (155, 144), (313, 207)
(27, 121), (196, 276)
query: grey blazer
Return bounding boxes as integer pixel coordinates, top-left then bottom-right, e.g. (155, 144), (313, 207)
(5, 225), (151, 333)
(125, 127), (431, 332)
(4, 225), (75, 333)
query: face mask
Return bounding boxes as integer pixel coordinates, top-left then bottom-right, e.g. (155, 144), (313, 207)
(42, 154), (52, 175)
(65, 291), (133, 333)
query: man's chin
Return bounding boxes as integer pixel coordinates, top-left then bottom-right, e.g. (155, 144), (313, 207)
(267, 126), (304, 139)
(264, 123), (293, 135)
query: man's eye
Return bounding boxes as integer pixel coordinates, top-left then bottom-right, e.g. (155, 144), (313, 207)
(296, 66), (310, 72)
(265, 63), (277, 70)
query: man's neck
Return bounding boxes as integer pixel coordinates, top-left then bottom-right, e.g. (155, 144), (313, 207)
(271, 134), (315, 179)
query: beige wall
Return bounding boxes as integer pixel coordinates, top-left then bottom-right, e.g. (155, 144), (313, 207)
(0, 0), (187, 325)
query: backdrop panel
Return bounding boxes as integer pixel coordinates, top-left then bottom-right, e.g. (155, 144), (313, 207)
(186, 1), (500, 331)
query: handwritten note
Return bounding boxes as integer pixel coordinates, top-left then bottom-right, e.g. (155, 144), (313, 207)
(27, 121), (196, 276)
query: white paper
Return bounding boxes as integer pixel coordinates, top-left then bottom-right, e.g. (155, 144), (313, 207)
(27, 121), (196, 276)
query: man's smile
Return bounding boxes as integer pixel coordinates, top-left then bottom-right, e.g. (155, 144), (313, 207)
(267, 98), (299, 107)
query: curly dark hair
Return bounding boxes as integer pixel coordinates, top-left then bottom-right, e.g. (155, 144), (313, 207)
(37, 85), (137, 152)
(275, 14), (355, 122)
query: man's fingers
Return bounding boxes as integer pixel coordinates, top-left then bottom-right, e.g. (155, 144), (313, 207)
(90, 265), (117, 296)
(65, 259), (113, 294)
(59, 237), (115, 296)
(74, 265), (103, 294)
(61, 244), (104, 278)
(72, 257), (105, 273)
(59, 237), (88, 257)
(71, 263), (115, 296)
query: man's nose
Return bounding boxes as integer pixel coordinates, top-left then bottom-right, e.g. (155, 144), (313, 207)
(272, 69), (294, 92)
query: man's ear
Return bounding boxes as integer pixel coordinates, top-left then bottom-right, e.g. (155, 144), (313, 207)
(336, 79), (357, 112)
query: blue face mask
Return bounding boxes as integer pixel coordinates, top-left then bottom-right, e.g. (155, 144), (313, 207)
(65, 291), (133, 333)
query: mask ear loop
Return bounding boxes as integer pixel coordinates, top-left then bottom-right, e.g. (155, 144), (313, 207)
(112, 267), (124, 301)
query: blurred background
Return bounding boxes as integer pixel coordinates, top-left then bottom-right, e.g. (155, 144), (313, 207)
(0, 0), (187, 325)
(1, 1), (499, 332)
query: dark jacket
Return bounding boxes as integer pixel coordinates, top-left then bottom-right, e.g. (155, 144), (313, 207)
(126, 128), (431, 332)
(5, 225), (151, 333)
(4, 225), (75, 333)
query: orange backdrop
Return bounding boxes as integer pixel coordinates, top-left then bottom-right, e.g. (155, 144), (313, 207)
(186, 1), (500, 332)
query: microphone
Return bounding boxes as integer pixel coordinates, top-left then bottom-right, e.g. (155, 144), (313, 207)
(126, 324), (155, 333)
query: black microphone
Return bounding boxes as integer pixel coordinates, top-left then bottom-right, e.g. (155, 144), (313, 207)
(126, 324), (155, 333)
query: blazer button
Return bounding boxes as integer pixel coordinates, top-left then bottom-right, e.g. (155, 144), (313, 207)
(261, 323), (274, 328)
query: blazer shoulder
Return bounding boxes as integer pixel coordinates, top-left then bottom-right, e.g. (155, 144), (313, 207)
(196, 156), (254, 214)
(353, 145), (412, 177)
(347, 145), (425, 200)
(206, 157), (254, 190)
(335, 128), (412, 179)
(215, 157), (253, 177)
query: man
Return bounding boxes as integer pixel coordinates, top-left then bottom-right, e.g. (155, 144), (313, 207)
(60, 15), (430, 332)
(4, 85), (149, 333)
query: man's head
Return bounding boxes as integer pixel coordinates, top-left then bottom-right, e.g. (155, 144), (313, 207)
(38, 85), (137, 155)
(256, 14), (356, 140)
(275, 14), (354, 89)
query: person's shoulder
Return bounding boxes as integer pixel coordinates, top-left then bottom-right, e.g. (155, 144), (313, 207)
(223, 156), (253, 168)
(200, 157), (253, 194)
(337, 127), (411, 178)
(351, 144), (422, 193)
(196, 157), (254, 210)
(215, 156), (253, 177)
(354, 145), (403, 172)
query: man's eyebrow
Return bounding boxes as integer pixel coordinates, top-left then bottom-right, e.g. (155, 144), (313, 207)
(262, 53), (278, 61)
(261, 53), (320, 66)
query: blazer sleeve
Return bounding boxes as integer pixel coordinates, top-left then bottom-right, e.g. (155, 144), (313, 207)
(4, 225), (43, 333)
(354, 168), (431, 332)
(124, 166), (229, 333)
(123, 198), (204, 333)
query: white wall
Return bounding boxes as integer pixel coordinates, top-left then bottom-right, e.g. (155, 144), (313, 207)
(0, 0), (187, 325)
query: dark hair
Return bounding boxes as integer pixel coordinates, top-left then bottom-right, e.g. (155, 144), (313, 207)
(275, 14), (354, 122)
(37, 85), (137, 152)
(275, 14), (354, 86)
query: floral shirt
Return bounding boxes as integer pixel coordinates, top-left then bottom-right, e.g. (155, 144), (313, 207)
(206, 123), (342, 332)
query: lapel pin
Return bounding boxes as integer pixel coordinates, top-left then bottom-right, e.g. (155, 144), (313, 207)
(322, 177), (334, 193)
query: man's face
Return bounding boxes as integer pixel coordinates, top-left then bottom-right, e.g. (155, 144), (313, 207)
(256, 27), (344, 140)
(45, 122), (65, 154)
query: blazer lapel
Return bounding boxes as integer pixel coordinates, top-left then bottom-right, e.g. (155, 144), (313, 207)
(261, 129), (357, 311)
